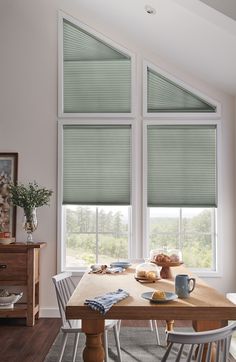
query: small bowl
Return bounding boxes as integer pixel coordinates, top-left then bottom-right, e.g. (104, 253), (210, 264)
(0, 238), (15, 245)
(0, 292), (23, 305)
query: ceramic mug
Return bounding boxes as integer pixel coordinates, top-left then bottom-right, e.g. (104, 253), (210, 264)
(175, 274), (196, 299)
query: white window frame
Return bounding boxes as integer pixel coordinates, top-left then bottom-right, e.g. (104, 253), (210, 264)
(142, 60), (221, 119)
(58, 10), (136, 119)
(57, 119), (137, 275)
(143, 119), (222, 277)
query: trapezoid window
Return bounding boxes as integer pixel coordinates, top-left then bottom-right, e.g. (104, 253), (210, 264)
(147, 67), (216, 113)
(63, 19), (132, 114)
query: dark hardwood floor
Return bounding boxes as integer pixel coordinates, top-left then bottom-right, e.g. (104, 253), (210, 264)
(0, 318), (235, 361)
(0, 318), (61, 362)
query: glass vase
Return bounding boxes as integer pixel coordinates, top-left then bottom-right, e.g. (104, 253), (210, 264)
(22, 208), (38, 243)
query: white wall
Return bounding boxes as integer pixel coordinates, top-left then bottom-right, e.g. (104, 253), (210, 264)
(0, 0), (235, 316)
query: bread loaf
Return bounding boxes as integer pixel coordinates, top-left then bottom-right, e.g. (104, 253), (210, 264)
(151, 290), (166, 300)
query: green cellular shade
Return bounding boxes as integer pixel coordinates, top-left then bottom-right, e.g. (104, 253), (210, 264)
(147, 125), (217, 207)
(147, 68), (216, 113)
(63, 125), (131, 205)
(63, 20), (131, 113)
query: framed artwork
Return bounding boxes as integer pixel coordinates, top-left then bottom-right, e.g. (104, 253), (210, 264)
(0, 153), (18, 237)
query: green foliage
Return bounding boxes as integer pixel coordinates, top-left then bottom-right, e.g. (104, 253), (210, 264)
(65, 206), (214, 270)
(9, 181), (53, 218)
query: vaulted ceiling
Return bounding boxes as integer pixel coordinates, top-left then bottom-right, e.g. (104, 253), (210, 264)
(199, 0), (236, 21)
(75, 0), (236, 96)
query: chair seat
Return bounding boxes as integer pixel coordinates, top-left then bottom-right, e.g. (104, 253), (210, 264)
(61, 319), (118, 332)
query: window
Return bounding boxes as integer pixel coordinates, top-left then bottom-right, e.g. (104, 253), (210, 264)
(59, 123), (132, 271)
(145, 124), (218, 272)
(59, 13), (134, 116)
(143, 62), (220, 118)
(64, 205), (130, 269)
(58, 12), (221, 275)
(149, 207), (216, 271)
(147, 67), (216, 113)
(147, 125), (217, 207)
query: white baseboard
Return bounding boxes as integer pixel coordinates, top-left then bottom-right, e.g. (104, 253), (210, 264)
(39, 307), (60, 318)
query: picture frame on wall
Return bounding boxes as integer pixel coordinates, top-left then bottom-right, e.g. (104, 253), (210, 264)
(0, 153), (18, 237)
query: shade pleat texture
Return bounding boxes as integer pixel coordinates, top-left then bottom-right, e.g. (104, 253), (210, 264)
(147, 67), (216, 113)
(147, 125), (217, 207)
(63, 125), (131, 205)
(63, 20), (131, 113)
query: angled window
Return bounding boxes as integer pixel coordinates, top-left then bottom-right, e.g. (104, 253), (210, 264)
(144, 64), (219, 115)
(61, 17), (133, 115)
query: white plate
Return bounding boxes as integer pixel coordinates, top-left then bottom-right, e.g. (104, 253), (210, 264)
(141, 291), (178, 303)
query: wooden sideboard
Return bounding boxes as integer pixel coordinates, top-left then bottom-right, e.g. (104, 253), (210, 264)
(0, 242), (46, 326)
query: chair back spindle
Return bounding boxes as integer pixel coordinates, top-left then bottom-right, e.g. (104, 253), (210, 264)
(161, 322), (236, 362)
(52, 272), (76, 325)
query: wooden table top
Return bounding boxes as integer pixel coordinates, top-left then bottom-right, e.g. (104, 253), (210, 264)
(66, 265), (236, 322)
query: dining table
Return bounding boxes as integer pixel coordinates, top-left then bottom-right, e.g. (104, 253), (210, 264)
(66, 264), (236, 362)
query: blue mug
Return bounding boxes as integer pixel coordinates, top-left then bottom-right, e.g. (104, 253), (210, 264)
(175, 274), (196, 299)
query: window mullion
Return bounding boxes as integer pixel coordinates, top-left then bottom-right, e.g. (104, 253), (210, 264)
(179, 208), (182, 251)
(211, 208), (216, 271)
(96, 206), (99, 264)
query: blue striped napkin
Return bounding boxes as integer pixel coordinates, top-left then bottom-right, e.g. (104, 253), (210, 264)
(84, 288), (129, 315)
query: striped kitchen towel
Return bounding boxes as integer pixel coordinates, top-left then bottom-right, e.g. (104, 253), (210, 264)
(84, 288), (129, 315)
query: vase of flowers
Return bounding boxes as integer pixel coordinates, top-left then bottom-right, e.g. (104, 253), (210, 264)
(8, 182), (53, 243)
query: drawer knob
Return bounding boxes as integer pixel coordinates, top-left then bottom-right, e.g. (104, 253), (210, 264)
(0, 264), (7, 269)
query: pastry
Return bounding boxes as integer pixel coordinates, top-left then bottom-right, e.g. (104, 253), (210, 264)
(154, 253), (171, 263)
(136, 270), (147, 278)
(151, 290), (166, 300)
(146, 271), (157, 281)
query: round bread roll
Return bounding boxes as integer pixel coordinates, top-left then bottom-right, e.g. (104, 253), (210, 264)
(136, 270), (147, 278)
(154, 253), (171, 263)
(146, 271), (156, 281)
(151, 290), (166, 300)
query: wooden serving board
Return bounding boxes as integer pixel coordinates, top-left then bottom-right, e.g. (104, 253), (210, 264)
(134, 276), (161, 283)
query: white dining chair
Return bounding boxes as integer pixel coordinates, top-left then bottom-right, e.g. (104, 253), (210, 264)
(161, 322), (236, 361)
(52, 272), (122, 362)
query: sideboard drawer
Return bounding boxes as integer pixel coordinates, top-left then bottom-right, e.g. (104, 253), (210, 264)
(0, 253), (27, 281)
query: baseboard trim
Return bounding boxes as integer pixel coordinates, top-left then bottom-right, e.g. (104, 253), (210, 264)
(39, 307), (60, 318)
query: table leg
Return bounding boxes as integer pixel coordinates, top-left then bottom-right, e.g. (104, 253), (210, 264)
(82, 319), (105, 362)
(166, 319), (174, 332)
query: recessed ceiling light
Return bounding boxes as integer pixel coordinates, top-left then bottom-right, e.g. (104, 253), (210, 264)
(145, 5), (156, 15)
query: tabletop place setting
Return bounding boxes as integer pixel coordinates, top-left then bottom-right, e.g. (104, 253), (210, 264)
(65, 252), (236, 362)
(84, 248), (196, 312)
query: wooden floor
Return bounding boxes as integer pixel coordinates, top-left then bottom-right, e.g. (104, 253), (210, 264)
(0, 318), (235, 361)
(0, 318), (61, 362)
